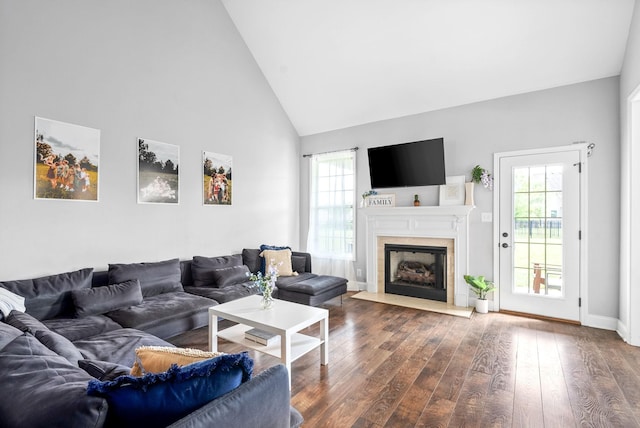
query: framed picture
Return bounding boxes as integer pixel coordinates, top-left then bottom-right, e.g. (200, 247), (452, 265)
(34, 117), (100, 201)
(137, 138), (179, 204)
(203, 151), (232, 205)
(439, 175), (465, 206)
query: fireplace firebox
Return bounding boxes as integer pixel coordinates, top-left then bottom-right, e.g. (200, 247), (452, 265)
(384, 244), (447, 302)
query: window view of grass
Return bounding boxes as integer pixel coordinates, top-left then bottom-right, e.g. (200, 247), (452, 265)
(512, 165), (563, 296)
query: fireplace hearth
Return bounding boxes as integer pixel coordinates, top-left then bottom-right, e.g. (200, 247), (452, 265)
(385, 244), (447, 302)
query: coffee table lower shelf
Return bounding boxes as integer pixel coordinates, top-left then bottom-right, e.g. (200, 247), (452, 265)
(217, 324), (323, 362)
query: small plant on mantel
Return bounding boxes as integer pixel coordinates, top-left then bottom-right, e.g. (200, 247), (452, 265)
(464, 274), (496, 314)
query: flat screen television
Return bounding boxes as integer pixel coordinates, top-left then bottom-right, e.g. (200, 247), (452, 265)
(367, 138), (446, 188)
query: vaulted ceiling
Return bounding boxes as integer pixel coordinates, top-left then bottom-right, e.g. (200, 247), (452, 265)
(221, 0), (635, 136)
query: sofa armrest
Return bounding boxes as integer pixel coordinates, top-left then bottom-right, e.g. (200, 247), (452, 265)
(167, 364), (299, 428)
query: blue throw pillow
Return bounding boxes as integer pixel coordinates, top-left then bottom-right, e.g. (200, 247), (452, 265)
(259, 244), (291, 274)
(87, 352), (253, 428)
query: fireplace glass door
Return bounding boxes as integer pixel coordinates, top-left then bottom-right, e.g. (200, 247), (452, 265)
(385, 244), (447, 302)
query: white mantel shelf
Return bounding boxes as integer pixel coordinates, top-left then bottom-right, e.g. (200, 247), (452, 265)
(361, 205), (474, 216)
(364, 205), (474, 308)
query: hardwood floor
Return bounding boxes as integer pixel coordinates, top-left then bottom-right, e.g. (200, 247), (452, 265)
(169, 293), (640, 427)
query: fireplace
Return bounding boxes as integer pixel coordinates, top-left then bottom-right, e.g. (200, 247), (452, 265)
(385, 244), (447, 302)
(364, 206), (473, 307)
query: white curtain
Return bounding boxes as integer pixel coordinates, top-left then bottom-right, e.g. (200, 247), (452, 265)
(307, 150), (357, 287)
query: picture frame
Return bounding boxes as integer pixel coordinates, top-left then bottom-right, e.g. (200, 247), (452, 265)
(34, 117), (100, 201)
(203, 151), (232, 205)
(439, 175), (465, 206)
(137, 138), (179, 204)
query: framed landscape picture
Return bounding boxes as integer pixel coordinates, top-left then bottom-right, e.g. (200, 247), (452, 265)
(34, 117), (100, 201)
(138, 138), (179, 204)
(203, 151), (232, 205)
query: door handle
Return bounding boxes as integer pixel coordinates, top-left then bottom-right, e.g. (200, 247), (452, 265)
(501, 243), (509, 248)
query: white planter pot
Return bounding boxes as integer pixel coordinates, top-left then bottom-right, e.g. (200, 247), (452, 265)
(475, 299), (489, 314)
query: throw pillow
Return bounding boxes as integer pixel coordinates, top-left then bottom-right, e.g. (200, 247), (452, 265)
(210, 265), (251, 287)
(108, 259), (183, 297)
(259, 244), (291, 273)
(291, 255), (307, 274)
(130, 345), (225, 376)
(260, 249), (294, 276)
(87, 352), (253, 428)
(0, 268), (93, 320)
(79, 359), (132, 381)
(35, 329), (84, 366)
(191, 254), (244, 287)
(72, 280), (143, 317)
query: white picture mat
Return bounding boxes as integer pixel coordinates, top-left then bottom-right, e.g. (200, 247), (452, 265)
(439, 175), (465, 206)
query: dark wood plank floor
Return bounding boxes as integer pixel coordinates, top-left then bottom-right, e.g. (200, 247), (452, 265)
(169, 293), (640, 427)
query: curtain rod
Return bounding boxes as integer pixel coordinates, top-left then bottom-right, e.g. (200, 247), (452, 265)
(302, 147), (359, 158)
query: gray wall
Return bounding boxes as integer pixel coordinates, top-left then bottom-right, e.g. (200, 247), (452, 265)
(619, 0), (640, 342)
(0, 0), (300, 280)
(300, 77), (620, 321)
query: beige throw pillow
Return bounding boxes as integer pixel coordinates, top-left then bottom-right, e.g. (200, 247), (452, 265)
(260, 249), (294, 276)
(130, 346), (224, 376)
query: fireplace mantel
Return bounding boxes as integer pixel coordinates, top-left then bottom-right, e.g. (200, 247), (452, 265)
(363, 205), (474, 307)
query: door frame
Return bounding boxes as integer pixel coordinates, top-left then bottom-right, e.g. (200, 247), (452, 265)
(492, 144), (589, 321)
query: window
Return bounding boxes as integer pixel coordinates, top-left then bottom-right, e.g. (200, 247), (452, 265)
(307, 150), (356, 260)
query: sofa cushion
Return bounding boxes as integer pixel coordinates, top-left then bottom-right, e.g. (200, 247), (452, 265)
(79, 359), (133, 381)
(104, 291), (214, 339)
(72, 279), (143, 317)
(108, 259), (183, 297)
(191, 255), (243, 287)
(0, 322), (22, 350)
(74, 328), (173, 367)
(35, 329), (84, 365)
(241, 248), (262, 273)
(0, 268), (93, 320)
(43, 315), (122, 342)
(87, 352), (253, 428)
(131, 345), (224, 376)
(5, 310), (50, 335)
(0, 333), (108, 428)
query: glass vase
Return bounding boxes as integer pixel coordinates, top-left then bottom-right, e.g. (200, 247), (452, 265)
(261, 290), (274, 309)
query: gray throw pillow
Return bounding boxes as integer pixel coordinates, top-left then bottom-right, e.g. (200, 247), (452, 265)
(211, 265), (251, 287)
(291, 256), (307, 274)
(108, 259), (183, 297)
(191, 255), (243, 287)
(72, 280), (143, 317)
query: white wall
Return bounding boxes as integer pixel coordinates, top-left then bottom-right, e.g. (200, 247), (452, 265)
(0, 0), (300, 280)
(300, 77), (620, 322)
(619, 0), (640, 345)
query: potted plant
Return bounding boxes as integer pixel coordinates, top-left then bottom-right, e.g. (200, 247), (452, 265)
(463, 274), (496, 314)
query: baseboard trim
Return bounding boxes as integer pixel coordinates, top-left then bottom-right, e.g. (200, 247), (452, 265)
(582, 313), (618, 331)
(499, 309), (581, 325)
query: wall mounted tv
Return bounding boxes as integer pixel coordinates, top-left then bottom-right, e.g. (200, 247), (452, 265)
(367, 138), (446, 189)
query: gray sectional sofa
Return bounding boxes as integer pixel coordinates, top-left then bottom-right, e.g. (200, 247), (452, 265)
(0, 248), (347, 427)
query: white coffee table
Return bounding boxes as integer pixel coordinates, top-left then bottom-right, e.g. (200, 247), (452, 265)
(208, 295), (329, 388)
